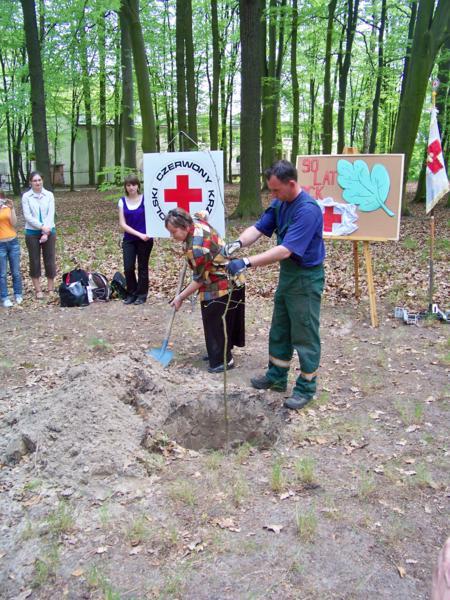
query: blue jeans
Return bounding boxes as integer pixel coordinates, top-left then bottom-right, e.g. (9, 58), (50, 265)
(0, 237), (23, 299)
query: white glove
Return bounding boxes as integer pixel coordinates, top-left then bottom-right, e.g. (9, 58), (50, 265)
(221, 239), (242, 258)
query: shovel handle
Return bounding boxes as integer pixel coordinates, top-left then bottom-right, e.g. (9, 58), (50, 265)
(162, 261), (188, 345)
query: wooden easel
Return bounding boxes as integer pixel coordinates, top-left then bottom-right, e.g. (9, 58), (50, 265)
(342, 147), (378, 327)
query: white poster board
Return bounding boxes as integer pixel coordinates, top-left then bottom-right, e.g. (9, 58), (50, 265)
(143, 151), (225, 238)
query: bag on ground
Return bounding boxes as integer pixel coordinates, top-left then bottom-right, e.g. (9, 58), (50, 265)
(88, 272), (111, 301)
(110, 271), (127, 299)
(59, 268), (90, 307)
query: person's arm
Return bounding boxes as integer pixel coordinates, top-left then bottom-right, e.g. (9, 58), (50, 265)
(22, 193), (43, 230)
(5, 200), (17, 227)
(221, 225), (263, 257)
(246, 244), (291, 267)
(42, 191), (55, 233)
(118, 205), (150, 241)
(171, 279), (202, 311)
(239, 225), (263, 248)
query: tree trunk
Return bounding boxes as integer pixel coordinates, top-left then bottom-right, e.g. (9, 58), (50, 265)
(369, 0), (386, 153)
(119, 5), (136, 169)
(176, 0), (187, 147)
(80, 22), (95, 186)
(113, 40), (122, 172)
(322, 0), (337, 153)
(97, 14), (107, 187)
(210, 0), (220, 150)
(234, 0), (263, 218)
(261, 0), (286, 172)
(413, 35), (450, 204)
(392, 0), (450, 212)
(290, 0), (299, 164)
(20, 0), (52, 187)
(162, 1), (175, 151)
(184, 0), (197, 148)
(399, 1), (418, 105)
(121, 0), (157, 154)
(70, 87), (80, 192)
(337, 0), (360, 153)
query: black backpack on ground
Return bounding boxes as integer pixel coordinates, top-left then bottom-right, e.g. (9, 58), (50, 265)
(88, 272), (111, 301)
(59, 269), (90, 307)
(110, 272), (127, 300)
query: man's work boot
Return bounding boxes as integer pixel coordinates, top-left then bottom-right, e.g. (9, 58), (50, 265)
(283, 391), (313, 410)
(250, 374), (286, 392)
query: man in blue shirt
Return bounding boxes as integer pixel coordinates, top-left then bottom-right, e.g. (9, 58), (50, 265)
(225, 160), (325, 410)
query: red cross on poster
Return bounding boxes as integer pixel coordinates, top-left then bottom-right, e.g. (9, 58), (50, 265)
(143, 151), (225, 237)
(323, 206), (342, 232)
(164, 175), (202, 212)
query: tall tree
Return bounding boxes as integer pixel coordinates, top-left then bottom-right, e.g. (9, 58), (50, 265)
(121, 0), (157, 153)
(20, 0), (51, 186)
(210, 0), (220, 150)
(290, 0), (299, 164)
(175, 0), (197, 149)
(175, 0), (187, 146)
(119, 4), (136, 169)
(79, 19), (95, 186)
(261, 0), (286, 171)
(184, 0), (197, 147)
(368, 0), (386, 153)
(392, 0), (450, 210)
(234, 0), (263, 218)
(322, 0), (337, 153)
(337, 0), (360, 153)
(97, 13), (107, 186)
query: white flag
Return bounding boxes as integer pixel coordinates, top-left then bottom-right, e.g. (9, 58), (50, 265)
(317, 197), (359, 236)
(426, 107), (449, 214)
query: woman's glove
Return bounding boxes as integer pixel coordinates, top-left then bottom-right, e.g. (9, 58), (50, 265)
(221, 239), (242, 258)
(226, 257), (250, 276)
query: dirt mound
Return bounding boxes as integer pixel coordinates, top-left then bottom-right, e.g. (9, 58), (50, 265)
(0, 354), (171, 485)
(0, 353), (281, 487)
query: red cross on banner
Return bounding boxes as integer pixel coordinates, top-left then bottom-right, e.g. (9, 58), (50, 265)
(164, 175), (202, 212)
(427, 139), (444, 174)
(323, 205), (342, 232)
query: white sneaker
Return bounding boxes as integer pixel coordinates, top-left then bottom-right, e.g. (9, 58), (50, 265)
(2, 298), (13, 308)
(15, 295), (23, 305)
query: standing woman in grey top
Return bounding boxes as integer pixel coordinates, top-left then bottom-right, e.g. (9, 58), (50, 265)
(21, 171), (56, 299)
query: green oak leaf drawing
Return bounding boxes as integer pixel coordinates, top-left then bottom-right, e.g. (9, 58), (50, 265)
(336, 159), (394, 217)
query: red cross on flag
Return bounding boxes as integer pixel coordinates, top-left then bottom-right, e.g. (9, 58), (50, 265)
(143, 151), (225, 237)
(317, 197), (359, 236)
(426, 107), (449, 214)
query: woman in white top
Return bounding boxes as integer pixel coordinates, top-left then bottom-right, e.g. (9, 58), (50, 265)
(21, 171), (56, 299)
(118, 174), (153, 305)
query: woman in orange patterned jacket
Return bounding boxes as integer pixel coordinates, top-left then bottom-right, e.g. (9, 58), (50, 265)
(165, 207), (245, 373)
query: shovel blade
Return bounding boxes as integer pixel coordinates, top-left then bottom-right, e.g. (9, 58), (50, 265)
(147, 346), (174, 368)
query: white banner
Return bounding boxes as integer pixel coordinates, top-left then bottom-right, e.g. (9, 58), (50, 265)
(317, 196), (359, 236)
(426, 107), (449, 214)
(143, 151), (225, 237)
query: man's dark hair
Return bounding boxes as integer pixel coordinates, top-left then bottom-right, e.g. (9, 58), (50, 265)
(264, 160), (297, 183)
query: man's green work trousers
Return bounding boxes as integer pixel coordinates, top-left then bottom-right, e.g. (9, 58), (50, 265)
(266, 259), (324, 398)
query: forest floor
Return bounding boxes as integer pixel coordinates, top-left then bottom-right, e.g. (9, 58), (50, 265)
(0, 185), (449, 600)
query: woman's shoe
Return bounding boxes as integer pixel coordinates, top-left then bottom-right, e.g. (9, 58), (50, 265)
(35, 291), (44, 300)
(123, 295), (136, 305)
(15, 295), (23, 305)
(2, 298), (13, 308)
(208, 358), (235, 373)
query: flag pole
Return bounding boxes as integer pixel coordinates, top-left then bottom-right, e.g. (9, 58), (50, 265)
(427, 89), (436, 312)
